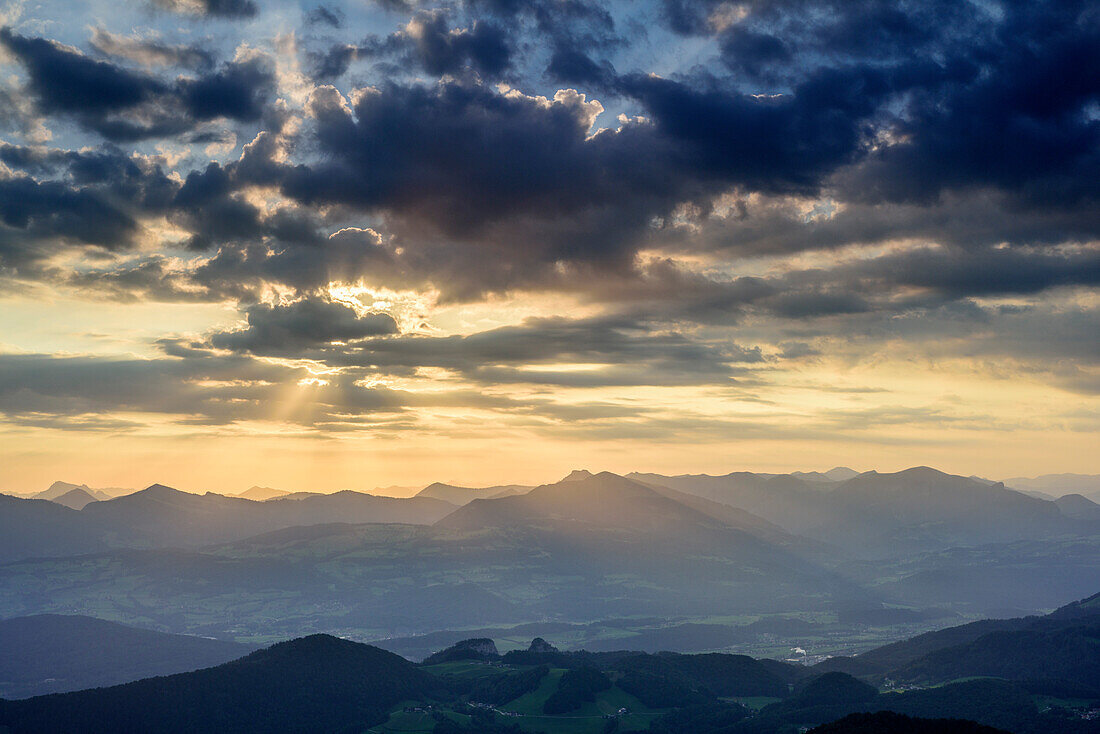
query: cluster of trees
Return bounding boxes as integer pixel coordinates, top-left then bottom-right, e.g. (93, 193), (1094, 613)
(469, 665), (549, 705)
(543, 667), (612, 714)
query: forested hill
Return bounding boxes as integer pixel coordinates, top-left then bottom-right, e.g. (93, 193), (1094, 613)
(0, 635), (439, 734)
(3, 607), (1100, 734)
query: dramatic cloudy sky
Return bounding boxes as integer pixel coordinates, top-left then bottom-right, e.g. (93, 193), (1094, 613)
(0, 0), (1097, 492)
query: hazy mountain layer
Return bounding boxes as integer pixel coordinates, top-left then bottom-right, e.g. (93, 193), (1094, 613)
(0, 484), (457, 562)
(633, 467), (1095, 558)
(50, 487), (99, 511)
(0, 474), (874, 640)
(0, 495), (108, 563)
(416, 482), (533, 505)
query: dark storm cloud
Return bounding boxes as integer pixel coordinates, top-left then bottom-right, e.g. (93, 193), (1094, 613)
(166, 158), (330, 252)
(1, 0), (1097, 406)
(0, 144), (181, 270)
(465, 0), (616, 37)
(11, 0), (1088, 312)
(397, 11), (511, 77)
(0, 28), (164, 114)
(855, 247), (1100, 298)
(179, 58), (274, 122)
(238, 69), (888, 296)
(0, 143), (178, 210)
(153, 0), (258, 19)
(282, 82), (614, 229)
(682, 0), (1100, 209)
(311, 43), (362, 80)
(0, 143), (69, 175)
(649, 192), (1100, 261)
(210, 297), (399, 354)
(307, 5), (344, 28)
(311, 10), (511, 80)
(616, 67), (892, 193)
(545, 41), (616, 89)
(0, 176), (138, 267)
(0, 28), (275, 140)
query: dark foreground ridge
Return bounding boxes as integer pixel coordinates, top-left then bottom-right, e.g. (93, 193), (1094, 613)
(1, 593), (1099, 734)
(0, 635), (440, 734)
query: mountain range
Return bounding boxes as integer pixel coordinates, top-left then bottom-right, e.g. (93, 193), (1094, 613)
(416, 481), (533, 505)
(1003, 474), (1100, 502)
(0, 466), (1097, 656)
(3, 594), (1099, 733)
(0, 483), (457, 562)
(630, 466), (1092, 558)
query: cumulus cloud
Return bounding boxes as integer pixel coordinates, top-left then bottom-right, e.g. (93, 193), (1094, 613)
(311, 10), (512, 80)
(1, 0), (1097, 448)
(0, 28), (275, 140)
(210, 297), (400, 354)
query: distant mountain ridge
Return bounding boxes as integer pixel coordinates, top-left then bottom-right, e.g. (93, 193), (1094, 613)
(1003, 473), (1100, 500)
(50, 487), (99, 510)
(416, 481), (532, 505)
(0, 483), (457, 562)
(0, 494), (108, 562)
(631, 466), (1094, 558)
(0, 472), (873, 637)
(235, 486), (289, 501)
(1, 465), (1097, 645)
(436, 471), (803, 546)
(1056, 493), (1100, 520)
(79, 484), (457, 547)
(34, 482), (111, 502)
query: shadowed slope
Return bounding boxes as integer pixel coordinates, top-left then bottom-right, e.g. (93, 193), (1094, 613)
(0, 635), (439, 734)
(0, 615), (255, 699)
(0, 495), (107, 563)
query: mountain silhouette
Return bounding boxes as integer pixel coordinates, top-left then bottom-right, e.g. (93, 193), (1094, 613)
(634, 466), (1090, 558)
(80, 484), (457, 547)
(235, 486), (289, 501)
(0, 495), (107, 563)
(1055, 493), (1100, 520)
(0, 635), (440, 734)
(50, 487), (99, 510)
(416, 481), (531, 505)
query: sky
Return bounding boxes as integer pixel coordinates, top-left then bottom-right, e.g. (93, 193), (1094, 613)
(0, 0), (1097, 494)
